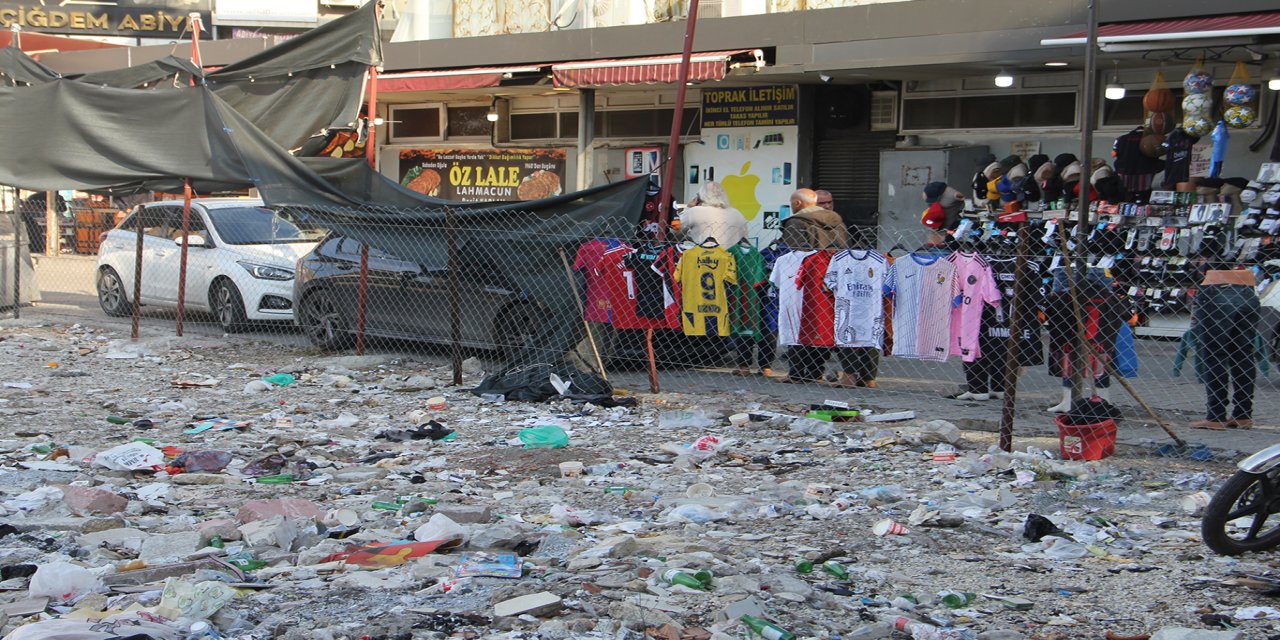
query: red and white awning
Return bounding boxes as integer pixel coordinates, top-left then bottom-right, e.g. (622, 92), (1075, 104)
(552, 49), (764, 88)
(1041, 11), (1280, 46)
(378, 65), (544, 92)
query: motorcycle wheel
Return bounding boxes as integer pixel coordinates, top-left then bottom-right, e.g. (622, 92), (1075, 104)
(1202, 468), (1280, 555)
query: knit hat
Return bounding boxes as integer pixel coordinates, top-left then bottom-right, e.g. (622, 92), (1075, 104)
(1090, 158), (1109, 173)
(921, 202), (945, 230)
(999, 155), (1022, 172)
(939, 187), (962, 208)
(1090, 165), (1114, 185)
(1033, 161), (1057, 183)
(976, 153), (997, 168)
(1061, 162), (1082, 183)
(1006, 163), (1029, 181)
(986, 177), (1002, 201)
(983, 162), (1003, 180)
(923, 181), (947, 204)
(1027, 154), (1050, 176)
(1053, 153), (1078, 170)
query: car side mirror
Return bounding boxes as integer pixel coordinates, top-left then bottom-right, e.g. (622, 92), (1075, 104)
(174, 235), (208, 248)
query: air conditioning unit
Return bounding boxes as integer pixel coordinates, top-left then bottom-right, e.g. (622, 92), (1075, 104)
(870, 90), (899, 132)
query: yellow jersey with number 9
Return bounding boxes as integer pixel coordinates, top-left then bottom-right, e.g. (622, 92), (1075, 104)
(674, 245), (738, 336)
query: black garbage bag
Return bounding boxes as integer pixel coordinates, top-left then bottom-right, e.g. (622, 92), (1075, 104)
(471, 362), (613, 404)
(1061, 396), (1122, 426)
(1023, 513), (1070, 542)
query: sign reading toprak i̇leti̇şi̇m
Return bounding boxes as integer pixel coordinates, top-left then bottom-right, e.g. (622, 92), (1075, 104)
(399, 149), (568, 203)
(0, 0), (210, 38)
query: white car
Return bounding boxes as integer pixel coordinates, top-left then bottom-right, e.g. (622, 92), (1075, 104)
(96, 199), (323, 332)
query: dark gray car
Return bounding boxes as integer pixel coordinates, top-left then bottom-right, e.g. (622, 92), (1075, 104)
(292, 233), (543, 355)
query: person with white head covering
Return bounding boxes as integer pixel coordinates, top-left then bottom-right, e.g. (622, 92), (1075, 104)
(679, 181), (748, 246)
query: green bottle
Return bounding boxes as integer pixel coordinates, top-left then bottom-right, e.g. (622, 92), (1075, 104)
(794, 558), (813, 574)
(106, 416), (130, 425)
(209, 535), (224, 549)
(739, 615), (796, 640)
(821, 560), (848, 580)
(255, 474), (294, 484)
(693, 569), (713, 588)
(371, 501), (401, 511)
(941, 591), (977, 609)
(660, 569), (707, 590)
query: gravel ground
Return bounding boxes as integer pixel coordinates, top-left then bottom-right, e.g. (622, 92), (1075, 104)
(0, 319), (1277, 640)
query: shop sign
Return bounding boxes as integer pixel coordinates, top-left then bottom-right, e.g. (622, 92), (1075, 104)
(399, 148), (567, 202)
(701, 85), (798, 128)
(214, 0), (317, 25)
(1188, 142), (1212, 178)
(0, 1), (210, 38)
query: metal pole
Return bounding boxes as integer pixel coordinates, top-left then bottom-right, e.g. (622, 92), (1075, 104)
(997, 224), (1029, 452)
(354, 22), (381, 355)
(175, 180), (193, 336)
(131, 208), (143, 341)
(1070, 0), (1099, 402)
(576, 88), (595, 191)
(446, 206), (462, 385)
(653, 0), (701, 241)
(44, 191), (56, 257)
(12, 188), (20, 319)
(355, 245), (368, 355)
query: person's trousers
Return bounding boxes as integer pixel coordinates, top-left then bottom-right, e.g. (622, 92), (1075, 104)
(788, 345), (829, 382)
(837, 347), (879, 382)
(965, 337), (1009, 393)
(731, 332), (777, 370)
(1195, 284), (1260, 421)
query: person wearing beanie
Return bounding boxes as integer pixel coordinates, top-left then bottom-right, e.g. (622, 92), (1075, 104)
(1027, 154), (1050, 177)
(1091, 163), (1124, 203)
(1043, 153), (1078, 203)
(921, 181), (965, 232)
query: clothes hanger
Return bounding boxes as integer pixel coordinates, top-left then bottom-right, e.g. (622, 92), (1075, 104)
(700, 237), (720, 247)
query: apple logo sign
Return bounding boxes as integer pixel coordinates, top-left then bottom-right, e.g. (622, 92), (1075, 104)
(722, 161), (762, 221)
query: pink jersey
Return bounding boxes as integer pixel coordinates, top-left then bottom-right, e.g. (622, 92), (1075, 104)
(947, 252), (1001, 362)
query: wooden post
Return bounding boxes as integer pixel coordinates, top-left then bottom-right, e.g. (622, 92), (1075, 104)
(355, 245), (369, 355)
(44, 191), (56, 257)
(175, 180), (193, 336)
(1071, 0), (1099, 402)
(11, 189), (19, 319)
(997, 224), (1029, 452)
(130, 209), (144, 341)
(355, 25), (381, 356)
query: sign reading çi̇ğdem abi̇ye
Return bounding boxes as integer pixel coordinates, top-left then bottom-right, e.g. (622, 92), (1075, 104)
(701, 85), (799, 129)
(0, 0), (210, 38)
(399, 149), (568, 203)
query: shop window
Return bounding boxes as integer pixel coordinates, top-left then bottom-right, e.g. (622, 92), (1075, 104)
(509, 107), (698, 140)
(388, 104), (443, 141)
(902, 92), (1076, 131)
(447, 106), (493, 138)
(511, 113), (559, 140)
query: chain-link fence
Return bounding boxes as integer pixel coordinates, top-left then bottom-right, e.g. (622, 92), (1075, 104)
(6, 184), (1280, 459)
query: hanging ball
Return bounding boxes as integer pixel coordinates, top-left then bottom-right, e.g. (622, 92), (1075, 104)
(1139, 133), (1167, 158)
(1147, 110), (1175, 135)
(1224, 83), (1257, 106)
(1183, 70), (1213, 94)
(1181, 93), (1211, 117)
(1225, 105), (1256, 129)
(1182, 116), (1213, 137)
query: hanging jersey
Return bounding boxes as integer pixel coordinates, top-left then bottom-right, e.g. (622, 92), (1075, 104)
(795, 250), (836, 347)
(983, 256), (1045, 366)
(728, 244), (767, 337)
(573, 238), (618, 323)
(624, 244), (681, 322)
(597, 245), (679, 330)
(768, 250), (814, 347)
(823, 249), (887, 349)
(947, 252), (1001, 362)
(675, 245), (737, 336)
(760, 244), (790, 334)
(887, 253), (957, 361)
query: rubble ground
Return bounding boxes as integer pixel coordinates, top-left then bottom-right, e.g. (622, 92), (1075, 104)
(0, 319), (1276, 640)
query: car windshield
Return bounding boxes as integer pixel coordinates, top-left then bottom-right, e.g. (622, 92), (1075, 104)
(208, 207), (326, 245)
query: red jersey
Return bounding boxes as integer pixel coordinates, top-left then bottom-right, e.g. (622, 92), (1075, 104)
(796, 250), (836, 347)
(596, 245), (680, 330)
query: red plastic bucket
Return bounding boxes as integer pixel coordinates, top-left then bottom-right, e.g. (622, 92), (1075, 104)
(1055, 415), (1117, 461)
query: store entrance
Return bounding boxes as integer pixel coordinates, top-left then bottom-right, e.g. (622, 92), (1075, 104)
(811, 85), (897, 246)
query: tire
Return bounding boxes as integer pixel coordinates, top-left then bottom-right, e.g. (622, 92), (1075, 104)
(210, 279), (249, 333)
(492, 304), (541, 361)
(1202, 469), (1280, 555)
(96, 267), (130, 317)
(298, 289), (352, 350)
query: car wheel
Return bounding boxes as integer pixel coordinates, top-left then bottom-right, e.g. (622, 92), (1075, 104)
(96, 267), (130, 317)
(210, 279), (249, 333)
(299, 289), (352, 350)
(493, 304), (541, 361)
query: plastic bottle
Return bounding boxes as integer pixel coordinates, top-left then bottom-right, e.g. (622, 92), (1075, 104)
(794, 558), (813, 574)
(822, 560), (848, 579)
(660, 569), (707, 590)
(184, 621), (225, 639)
(845, 621), (893, 639)
(879, 615), (977, 640)
(739, 614), (796, 640)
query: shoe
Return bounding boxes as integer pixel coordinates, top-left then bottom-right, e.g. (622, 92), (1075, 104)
(761, 367), (775, 378)
(1190, 419), (1228, 430)
(1047, 388), (1072, 414)
(989, 391), (1004, 400)
(952, 391), (978, 400)
(1228, 418), (1254, 429)
(863, 379), (878, 389)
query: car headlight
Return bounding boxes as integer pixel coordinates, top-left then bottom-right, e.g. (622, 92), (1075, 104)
(237, 261), (294, 281)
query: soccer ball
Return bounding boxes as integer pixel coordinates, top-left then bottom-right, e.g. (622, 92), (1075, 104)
(1183, 70), (1213, 94)
(1225, 105), (1256, 129)
(1181, 93), (1211, 117)
(1224, 83), (1257, 106)
(1182, 116), (1213, 137)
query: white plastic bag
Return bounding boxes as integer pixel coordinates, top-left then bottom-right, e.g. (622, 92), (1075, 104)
(28, 561), (102, 603)
(3, 486), (64, 511)
(665, 503), (727, 524)
(94, 442), (165, 471)
(413, 513), (466, 545)
(157, 579), (237, 620)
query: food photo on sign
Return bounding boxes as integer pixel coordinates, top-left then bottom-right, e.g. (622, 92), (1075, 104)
(398, 149), (567, 202)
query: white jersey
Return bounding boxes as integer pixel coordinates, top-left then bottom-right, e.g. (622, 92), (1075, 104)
(887, 253), (958, 361)
(823, 249), (887, 349)
(768, 250), (814, 347)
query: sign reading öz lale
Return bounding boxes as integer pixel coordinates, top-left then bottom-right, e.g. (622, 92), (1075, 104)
(399, 149), (568, 202)
(0, 1), (211, 38)
(701, 85), (798, 128)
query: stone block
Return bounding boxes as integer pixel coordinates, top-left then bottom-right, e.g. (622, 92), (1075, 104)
(61, 486), (128, 516)
(237, 498), (322, 524)
(494, 592), (562, 617)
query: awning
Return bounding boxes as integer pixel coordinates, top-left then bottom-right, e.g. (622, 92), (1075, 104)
(0, 32), (124, 56)
(379, 65), (544, 92)
(552, 49), (764, 88)
(1041, 11), (1280, 46)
